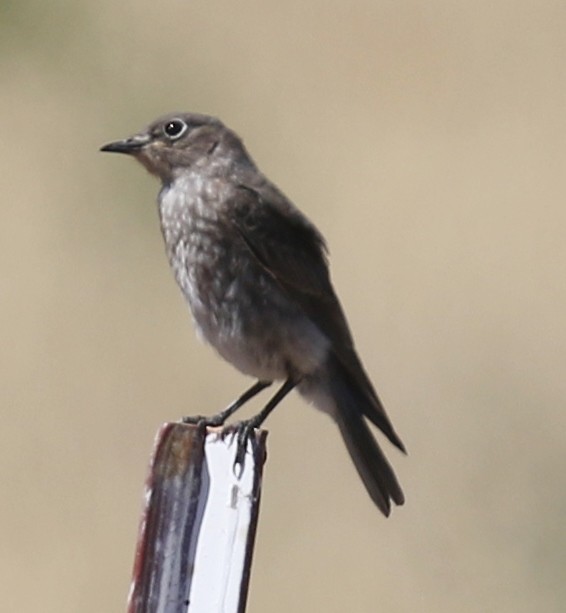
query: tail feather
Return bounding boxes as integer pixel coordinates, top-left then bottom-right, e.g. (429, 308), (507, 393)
(334, 404), (405, 516)
(336, 349), (406, 453)
(326, 359), (405, 516)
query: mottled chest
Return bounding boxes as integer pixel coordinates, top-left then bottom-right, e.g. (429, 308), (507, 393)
(156, 174), (329, 380)
(158, 174), (238, 307)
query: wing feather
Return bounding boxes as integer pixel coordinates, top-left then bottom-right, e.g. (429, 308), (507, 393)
(230, 183), (405, 452)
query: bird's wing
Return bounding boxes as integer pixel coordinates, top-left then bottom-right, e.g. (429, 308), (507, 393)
(231, 183), (353, 347)
(230, 184), (405, 452)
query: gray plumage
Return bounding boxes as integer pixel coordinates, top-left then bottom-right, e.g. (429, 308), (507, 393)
(101, 112), (405, 516)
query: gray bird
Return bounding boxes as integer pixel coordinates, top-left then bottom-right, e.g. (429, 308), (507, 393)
(101, 113), (405, 516)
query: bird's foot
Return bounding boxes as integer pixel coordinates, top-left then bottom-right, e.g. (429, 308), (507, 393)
(221, 418), (260, 476)
(181, 412), (228, 428)
(181, 381), (273, 429)
(182, 413), (260, 476)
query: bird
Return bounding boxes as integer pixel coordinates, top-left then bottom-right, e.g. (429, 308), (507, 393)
(100, 112), (406, 516)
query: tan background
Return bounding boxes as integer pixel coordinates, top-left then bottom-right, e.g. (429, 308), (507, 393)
(1, 1), (565, 611)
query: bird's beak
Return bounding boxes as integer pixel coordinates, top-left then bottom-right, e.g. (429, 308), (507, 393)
(100, 133), (150, 154)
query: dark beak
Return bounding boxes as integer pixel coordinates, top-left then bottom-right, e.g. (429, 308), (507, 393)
(100, 134), (150, 154)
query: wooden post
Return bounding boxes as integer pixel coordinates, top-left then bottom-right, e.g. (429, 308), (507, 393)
(127, 423), (268, 613)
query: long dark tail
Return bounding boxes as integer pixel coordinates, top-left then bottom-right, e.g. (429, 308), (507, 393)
(325, 357), (405, 517)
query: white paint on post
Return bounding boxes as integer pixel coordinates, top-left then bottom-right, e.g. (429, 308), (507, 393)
(127, 424), (266, 613)
(188, 434), (262, 611)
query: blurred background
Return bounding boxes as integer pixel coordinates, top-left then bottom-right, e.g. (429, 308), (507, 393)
(1, 1), (565, 611)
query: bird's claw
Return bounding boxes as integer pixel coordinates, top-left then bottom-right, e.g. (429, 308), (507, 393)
(221, 420), (256, 477)
(181, 413), (226, 427)
(182, 413), (256, 476)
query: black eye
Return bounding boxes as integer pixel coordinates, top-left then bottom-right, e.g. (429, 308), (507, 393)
(163, 119), (187, 140)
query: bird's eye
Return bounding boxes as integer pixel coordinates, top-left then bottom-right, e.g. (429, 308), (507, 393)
(163, 119), (188, 140)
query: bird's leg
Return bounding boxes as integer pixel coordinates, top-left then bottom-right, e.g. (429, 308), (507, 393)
(229, 377), (299, 471)
(182, 380), (272, 427)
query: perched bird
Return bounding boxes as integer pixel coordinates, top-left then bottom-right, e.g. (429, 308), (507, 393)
(101, 113), (406, 516)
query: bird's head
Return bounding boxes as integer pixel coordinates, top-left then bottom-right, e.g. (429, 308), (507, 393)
(100, 113), (250, 183)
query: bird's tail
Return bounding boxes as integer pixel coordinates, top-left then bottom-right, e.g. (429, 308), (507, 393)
(304, 356), (405, 516)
